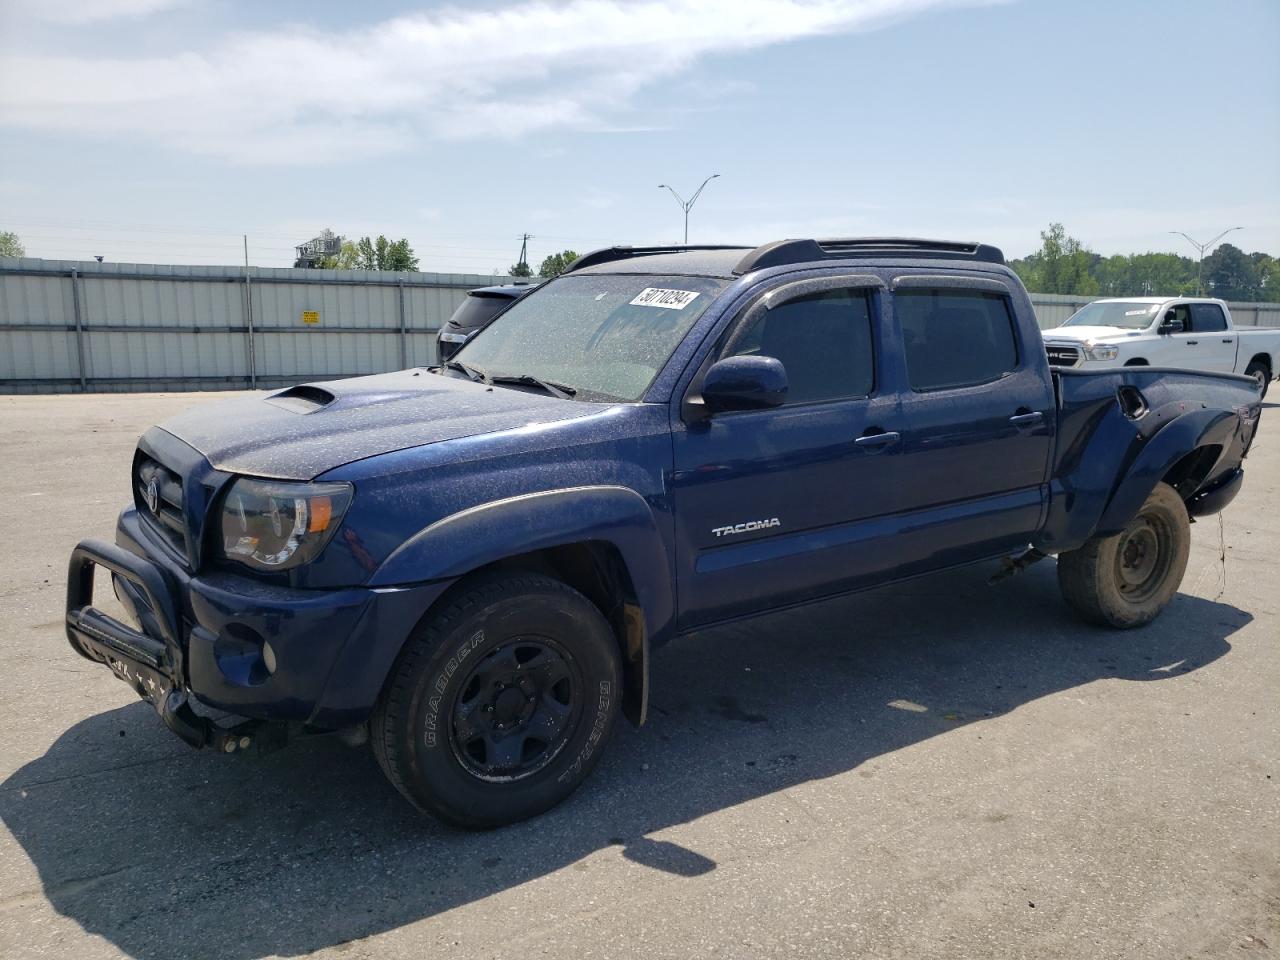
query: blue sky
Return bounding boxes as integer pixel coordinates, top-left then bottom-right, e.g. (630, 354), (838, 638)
(1, 0), (1277, 273)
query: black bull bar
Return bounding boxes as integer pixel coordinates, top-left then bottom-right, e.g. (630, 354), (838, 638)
(65, 538), (253, 752)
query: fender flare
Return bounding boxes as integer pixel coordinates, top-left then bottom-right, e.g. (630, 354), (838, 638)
(1095, 406), (1239, 536)
(369, 485), (675, 724)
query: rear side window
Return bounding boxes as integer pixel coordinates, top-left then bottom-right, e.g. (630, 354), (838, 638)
(1189, 303), (1228, 332)
(896, 289), (1019, 391)
(724, 289), (875, 404)
(447, 294), (515, 331)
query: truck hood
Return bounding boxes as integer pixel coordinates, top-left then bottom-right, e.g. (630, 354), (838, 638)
(1042, 325), (1147, 343)
(157, 370), (595, 480)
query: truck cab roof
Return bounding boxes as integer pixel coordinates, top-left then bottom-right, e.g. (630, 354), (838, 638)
(1091, 296), (1229, 307)
(567, 238), (1007, 279)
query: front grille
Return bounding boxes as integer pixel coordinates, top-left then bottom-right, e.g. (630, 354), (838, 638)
(1045, 343), (1082, 368)
(135, 455), (189, 558)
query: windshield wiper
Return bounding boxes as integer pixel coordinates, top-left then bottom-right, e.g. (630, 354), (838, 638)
(488, 373), (577, 400)
(443, 359), (490, 383)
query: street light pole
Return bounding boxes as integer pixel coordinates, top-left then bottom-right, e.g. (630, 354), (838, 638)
(1170, 227), (1243, 296)
(658, 174), (720, 244)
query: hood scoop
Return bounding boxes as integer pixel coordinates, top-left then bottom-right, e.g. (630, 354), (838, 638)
(264, 384), (337, 414)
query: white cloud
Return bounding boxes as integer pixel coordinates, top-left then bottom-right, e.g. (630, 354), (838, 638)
(0, 0), (998, 163)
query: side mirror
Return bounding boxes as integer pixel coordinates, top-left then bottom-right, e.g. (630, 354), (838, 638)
(1158, 311), (1185, 334)
(699, 355), (788, 414)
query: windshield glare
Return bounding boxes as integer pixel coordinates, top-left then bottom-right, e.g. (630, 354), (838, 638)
(452, 274), (728, 401)
(1063, 301), (1161, 329)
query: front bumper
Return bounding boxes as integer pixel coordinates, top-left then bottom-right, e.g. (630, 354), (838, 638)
(65, 507), (452, 748)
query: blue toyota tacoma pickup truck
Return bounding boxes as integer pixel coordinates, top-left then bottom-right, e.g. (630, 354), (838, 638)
(66, 238), (1262, 827)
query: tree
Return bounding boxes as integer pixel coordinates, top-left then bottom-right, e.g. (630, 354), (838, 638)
(509, 261), (534, 278)
(1256, 255), (1280, 299)
(1202, 243), (1259, 301)
(538, 249), (580, 279)
(0, 230), (26, 257)
(1015, 223), (1099, 296)
(349, 235), (419, 272)
(328, 241), (362, 270)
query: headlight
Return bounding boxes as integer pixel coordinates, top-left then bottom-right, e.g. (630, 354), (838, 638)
(218, 478), (353, 571)
(1084, 343), (1120, 361)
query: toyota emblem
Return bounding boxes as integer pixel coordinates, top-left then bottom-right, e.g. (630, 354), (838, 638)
(145, 478), (160, 513)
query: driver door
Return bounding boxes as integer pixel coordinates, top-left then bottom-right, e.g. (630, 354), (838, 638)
(670, 280), (903, 629)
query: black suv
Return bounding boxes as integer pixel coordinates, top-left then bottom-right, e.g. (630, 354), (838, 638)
(436, 283), (535, 362)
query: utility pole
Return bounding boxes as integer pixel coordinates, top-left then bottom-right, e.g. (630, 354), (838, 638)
(658, 174), (720, 244)
(516, 233), (533, 276)
(1170, 227), (1243, 296)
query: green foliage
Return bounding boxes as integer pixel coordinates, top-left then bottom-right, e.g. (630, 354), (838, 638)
(537, 249), (580, 279)
(1009, 224), (1279, 301)
(1202, 243), (1257, 301)
(0, 230), (25, 257)
(347, 235), (419, 272)
(509, 261), (534, 278)
(1011, 223), (1098, 296)
(326, 241), (361, 270)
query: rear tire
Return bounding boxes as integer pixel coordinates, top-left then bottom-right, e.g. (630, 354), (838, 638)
(372, 572), (621, 828)
(1245, 360), (1271, 399)
(1056, 481), (1190, 628)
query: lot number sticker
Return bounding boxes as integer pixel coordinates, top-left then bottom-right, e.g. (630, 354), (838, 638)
(630, 288), (700, 310)
(301, 310), (320, 325)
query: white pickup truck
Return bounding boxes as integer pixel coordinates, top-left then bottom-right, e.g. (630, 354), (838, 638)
(1041, 297), (1279, 396)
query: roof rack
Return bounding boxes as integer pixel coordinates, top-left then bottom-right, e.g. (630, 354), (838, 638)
(733, 237), (1005, 275)
(562, 244), (752, 275)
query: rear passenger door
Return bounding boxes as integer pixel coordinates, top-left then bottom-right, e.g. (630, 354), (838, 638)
(889, 276), (1054, 561)
(1186, 302), (1236, 372)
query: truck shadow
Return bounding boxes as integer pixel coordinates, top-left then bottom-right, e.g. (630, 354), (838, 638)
(0, 563), (1251, 960)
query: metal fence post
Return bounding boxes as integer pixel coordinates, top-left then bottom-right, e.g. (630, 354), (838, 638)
(70, 268), (87, 392)
(243, 269), (257, 388)
(398, 279), (408, 368)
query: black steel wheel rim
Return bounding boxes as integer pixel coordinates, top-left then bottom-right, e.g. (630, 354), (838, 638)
(449, 637), (583, 782)
(1113, 512), (1174, 603)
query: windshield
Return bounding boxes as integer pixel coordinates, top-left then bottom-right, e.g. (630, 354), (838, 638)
(451, 274), (728, 401)
(1062, 301), (1161, 330)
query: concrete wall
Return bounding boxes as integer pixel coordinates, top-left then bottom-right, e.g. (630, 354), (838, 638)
(2, 256), (1278, 393)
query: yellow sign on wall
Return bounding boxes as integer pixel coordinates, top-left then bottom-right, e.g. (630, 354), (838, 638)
(301, 310), (320, 325)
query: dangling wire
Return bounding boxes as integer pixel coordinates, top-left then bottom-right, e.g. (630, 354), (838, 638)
(1215, 512), (1228, 600)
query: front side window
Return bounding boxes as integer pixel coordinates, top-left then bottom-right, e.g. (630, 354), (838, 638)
(455, 274), (727, 402)
(896, 289), (1019, 391)
(723, 289), (875, 404)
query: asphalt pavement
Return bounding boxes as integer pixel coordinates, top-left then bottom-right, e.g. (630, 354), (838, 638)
(0, 390), (1276, 959)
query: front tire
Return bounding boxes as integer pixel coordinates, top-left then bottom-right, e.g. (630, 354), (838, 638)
(372, 572), (621, 828)
(1056, 481), (1190, 628)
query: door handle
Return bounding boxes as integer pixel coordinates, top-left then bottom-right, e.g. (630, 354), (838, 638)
(1186, 340), (1199, 345)
(1222, 338), (1233, 343)
(854, 431), (900, 448)
(1008, 411), (1044, 426)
